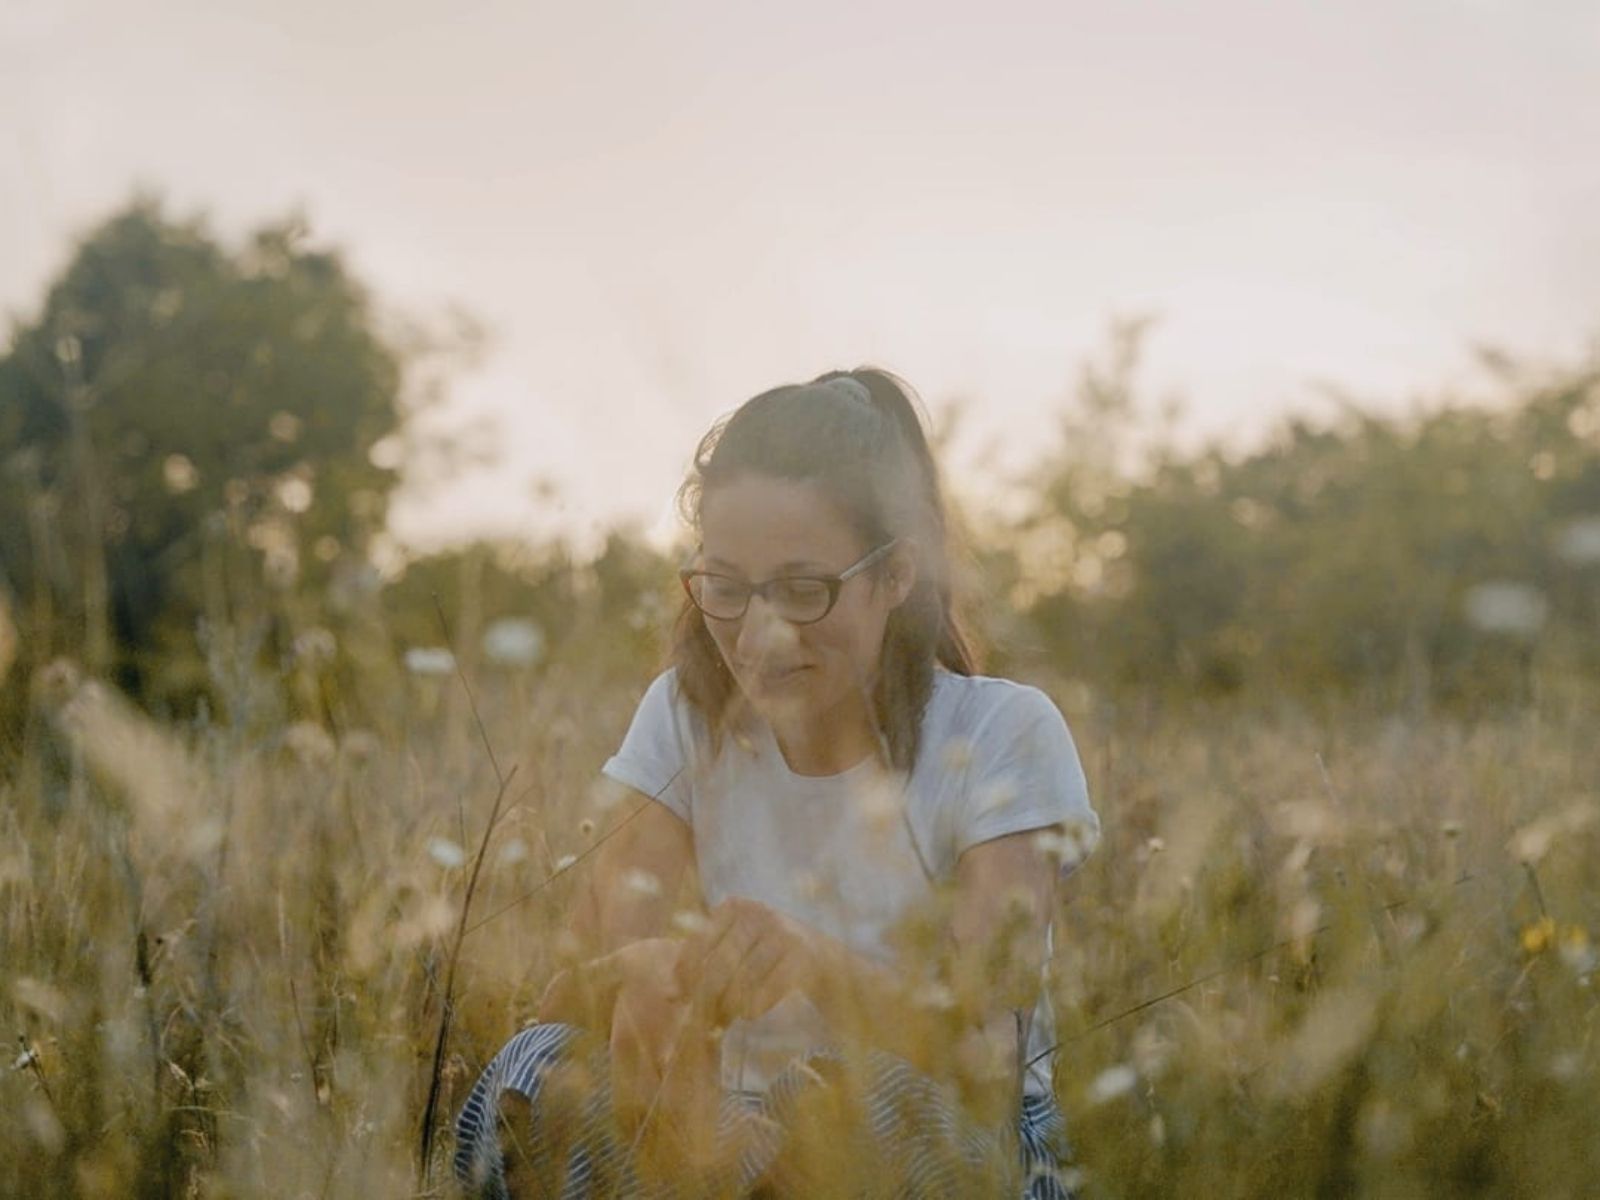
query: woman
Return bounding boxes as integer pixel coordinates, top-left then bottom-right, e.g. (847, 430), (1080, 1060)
(456, 369), (1099, 1198)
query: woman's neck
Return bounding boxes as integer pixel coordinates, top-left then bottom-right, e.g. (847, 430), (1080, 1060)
(768, 691), (879, 776)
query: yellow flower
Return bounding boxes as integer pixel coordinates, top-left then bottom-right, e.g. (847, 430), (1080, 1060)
(1520, 915), (1557, 955)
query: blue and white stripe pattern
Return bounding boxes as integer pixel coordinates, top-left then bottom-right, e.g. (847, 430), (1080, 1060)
(455, 1023), (1077, 1199)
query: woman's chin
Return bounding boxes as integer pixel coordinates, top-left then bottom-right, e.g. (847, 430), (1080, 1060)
(739, 669), (815, 717)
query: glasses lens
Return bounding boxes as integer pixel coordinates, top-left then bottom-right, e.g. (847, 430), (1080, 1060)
(770, 578), (832, 622)
(689, 574), (748, 619)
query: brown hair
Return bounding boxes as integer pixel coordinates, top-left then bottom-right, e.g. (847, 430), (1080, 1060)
(671, 367), (977, 773)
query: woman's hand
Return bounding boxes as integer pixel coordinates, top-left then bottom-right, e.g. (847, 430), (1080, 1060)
(605, 938), (693, 1118)
(536, 936), (677, 1031)
(674, 896), (829, 1026)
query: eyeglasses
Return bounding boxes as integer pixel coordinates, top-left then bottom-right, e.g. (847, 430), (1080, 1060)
(680, 540), (898, 625)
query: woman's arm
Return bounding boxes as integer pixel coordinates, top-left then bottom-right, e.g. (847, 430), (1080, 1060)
(537, 787), (699, 1028)
(579, 782), (699, 951)
(946, 828), (1057, 1123)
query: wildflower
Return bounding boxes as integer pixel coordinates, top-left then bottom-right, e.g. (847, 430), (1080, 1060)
(1086, 1063), (1138, 1105)
(1553, 515), (1600, 566)
(1520, 915), (1556, 955)
(1559, 925), (1597, 974)
(498, 839), (529, 866)
(276, 475), (314, 514)
(284, 721), (336, 768)
(1548, 1052), (1582, 1081)
(483, 618), (545, 667)
(621, 869), (662, 898)
(293, 627), (337, 664)
(405, 647), (456, 676)
(1035, 816), (1100, 872)
(269, 411), (302, 442)
(912, 982), (957, 1011)
(672, 910), (711, 935)
(427, 838), (467, 869)
(1462, 581), (1547, 637)
(1509, 804), (1599, 865)
(162, 453), (199, 494)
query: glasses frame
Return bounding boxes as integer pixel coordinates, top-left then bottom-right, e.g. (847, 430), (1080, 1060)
(679, 539), (900, 626)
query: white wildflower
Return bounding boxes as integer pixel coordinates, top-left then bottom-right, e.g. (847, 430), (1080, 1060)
(405, 647), (456, 676)
(621, 869), (662, 898)
(1463, 581), (1547, 637)
(498, 838), (528, 866)
(672, 910), (711, 935)
(1509, 803), (1599, 865)
(1086, 1063), (1138, 1105)
(276, 475), (314, 514)
(912, 982), (957, 1011)
(163, 454), (199, 494)
(293, 627), (337, 664)
(269, 411), (302, 442)
(483, 618), (545, 668)
(1553, 515), (1600, 566)
(427, 838), (466, 869)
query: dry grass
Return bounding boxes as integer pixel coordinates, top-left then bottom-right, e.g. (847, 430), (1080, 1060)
(4, 661), (1598, 1198)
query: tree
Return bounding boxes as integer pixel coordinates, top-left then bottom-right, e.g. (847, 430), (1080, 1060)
(0, 197), (408, 710)
(1018, 331), (1600, 708)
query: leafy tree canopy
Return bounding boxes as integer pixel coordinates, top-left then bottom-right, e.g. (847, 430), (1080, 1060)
(0, 197), (406, 704)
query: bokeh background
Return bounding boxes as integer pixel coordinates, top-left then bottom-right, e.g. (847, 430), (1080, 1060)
(3, 3), (1599, 1197)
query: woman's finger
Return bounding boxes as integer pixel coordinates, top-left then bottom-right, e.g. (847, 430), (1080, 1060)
(610, 1003), (662, 1126)
(723, 938), (795, 1021)
(695, 913), (768, 1015)
(673, 900), (741, 992)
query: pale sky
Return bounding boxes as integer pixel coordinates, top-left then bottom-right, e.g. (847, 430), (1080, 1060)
(4, 0), (1599, 552)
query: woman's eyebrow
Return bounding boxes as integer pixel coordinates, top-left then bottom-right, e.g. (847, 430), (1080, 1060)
(704, 556), (830, 573)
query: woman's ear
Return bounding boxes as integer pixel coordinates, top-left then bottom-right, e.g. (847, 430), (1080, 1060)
(885, 540), (918, 608)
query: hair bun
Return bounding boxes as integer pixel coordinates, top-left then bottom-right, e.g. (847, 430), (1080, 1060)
(825, 376), (872, 406)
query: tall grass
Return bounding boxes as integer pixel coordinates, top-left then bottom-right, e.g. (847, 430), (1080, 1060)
(4, 656), (1597, 1197)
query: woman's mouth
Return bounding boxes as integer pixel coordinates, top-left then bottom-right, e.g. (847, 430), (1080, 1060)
(746, 664), (810, 690)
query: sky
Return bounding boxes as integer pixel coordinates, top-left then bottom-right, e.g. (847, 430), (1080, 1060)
(3, 0), (1598, 552)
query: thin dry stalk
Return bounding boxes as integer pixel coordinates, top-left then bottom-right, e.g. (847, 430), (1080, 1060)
(416, 596), (519, 1187)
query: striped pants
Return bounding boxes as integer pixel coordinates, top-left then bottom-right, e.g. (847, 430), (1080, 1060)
(454, 1023), (1077, 1199)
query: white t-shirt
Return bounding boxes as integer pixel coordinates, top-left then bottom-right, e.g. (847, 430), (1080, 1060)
(601, 665), (1099, 1096)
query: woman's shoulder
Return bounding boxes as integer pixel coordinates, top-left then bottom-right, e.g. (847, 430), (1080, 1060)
(927, 667), (1065, 736)
(625, 667), (715, 751)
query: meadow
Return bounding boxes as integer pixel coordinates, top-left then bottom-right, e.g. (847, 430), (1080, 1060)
(5, 649), (1597, 1198)
(4, 204), (1597, 1197)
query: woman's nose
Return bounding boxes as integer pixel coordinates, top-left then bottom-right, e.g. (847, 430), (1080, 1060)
(735, 593), (799, 663)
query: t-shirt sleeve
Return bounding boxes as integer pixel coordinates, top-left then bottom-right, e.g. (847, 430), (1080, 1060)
(600, 669), (696, 823)
(957, 685), (1100, 875)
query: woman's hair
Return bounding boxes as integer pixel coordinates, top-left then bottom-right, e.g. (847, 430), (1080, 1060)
(670, 367), (977, 774)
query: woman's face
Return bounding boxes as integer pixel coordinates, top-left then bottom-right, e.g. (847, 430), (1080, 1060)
(697, 473), (914, 730)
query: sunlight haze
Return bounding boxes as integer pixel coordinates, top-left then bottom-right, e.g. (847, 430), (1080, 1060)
(4, 0), (1598, 552)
